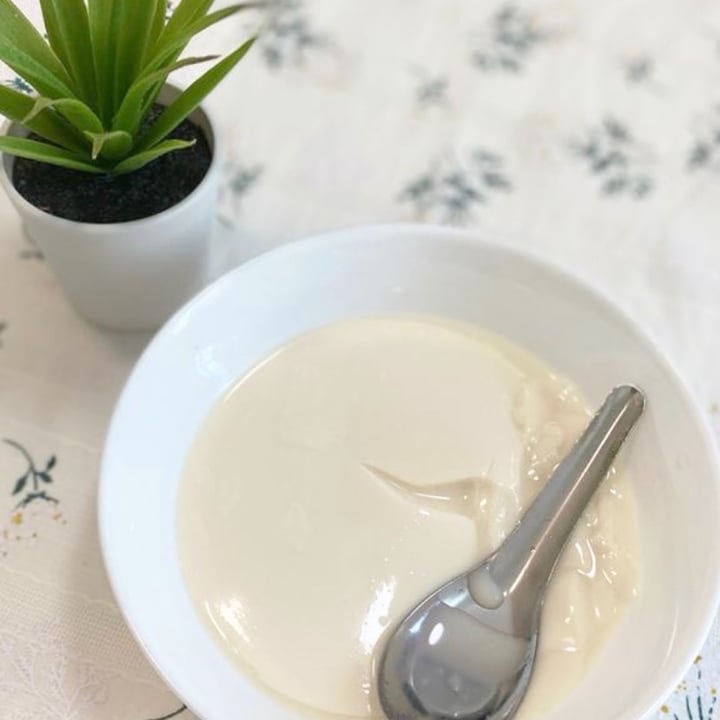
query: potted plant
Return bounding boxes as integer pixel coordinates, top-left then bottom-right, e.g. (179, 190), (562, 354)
(0, 0), (258, 330)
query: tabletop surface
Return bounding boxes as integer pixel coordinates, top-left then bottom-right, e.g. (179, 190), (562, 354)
(1, 1), (719, 719)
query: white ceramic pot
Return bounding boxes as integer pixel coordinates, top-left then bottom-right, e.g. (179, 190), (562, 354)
(0, 85), (220, 331)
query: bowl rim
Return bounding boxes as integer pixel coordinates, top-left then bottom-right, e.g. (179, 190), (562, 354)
(99, 222), (720, 720)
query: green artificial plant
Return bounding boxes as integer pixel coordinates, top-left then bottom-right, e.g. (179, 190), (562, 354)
(0, 0), (258, 174)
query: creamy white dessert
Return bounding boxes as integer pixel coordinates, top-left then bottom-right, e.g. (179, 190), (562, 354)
(177, 316), (639, 719)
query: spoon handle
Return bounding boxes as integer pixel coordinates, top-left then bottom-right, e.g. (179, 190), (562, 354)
(487, 384), (645, 615)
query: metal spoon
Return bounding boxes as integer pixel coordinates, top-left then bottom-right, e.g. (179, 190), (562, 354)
(377, 384), (645, 720)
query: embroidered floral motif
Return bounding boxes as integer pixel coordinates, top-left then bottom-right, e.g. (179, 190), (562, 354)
(0, 625), (109, 718)
(664, 659), (718, 720)
(470, 5), (548, 73)
(146, 704), (187, 720)
(400, 148), (511, 225)
(3, 439), (59, 511)
(218, 159), (263, 227)
(570, 117), (653, 197)
(0, 618), (178, 720)
(2, 76), (33, 94)
(260, 0), (327, 69)
(412, 70), (449, 109)
(688, 106), (720, 172)
(623, 56), (654, 85)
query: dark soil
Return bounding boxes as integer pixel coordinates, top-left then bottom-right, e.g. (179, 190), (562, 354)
(12, 106), (212, 224)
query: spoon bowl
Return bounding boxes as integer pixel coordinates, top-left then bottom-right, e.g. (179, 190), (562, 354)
(378, 385), (646, 720)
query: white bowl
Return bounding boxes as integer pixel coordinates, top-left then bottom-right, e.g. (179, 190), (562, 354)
(100, 224), (720, 720)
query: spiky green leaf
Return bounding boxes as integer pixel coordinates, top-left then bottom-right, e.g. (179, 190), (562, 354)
(84, 129), (133, 160)
(53, 99), (104, 134)
(0, 85), (87, 152)
(24, 97), (103, 136)
(138, 38), (255, 152)
(112, 0), (160, 108)
(22, 96), (56, 123)
(0, 0), (75, 98)
(143, 0), (169, 65)
(0, 135), (102, 173)
(0, 0), (256, 175)
(148, 3), (261, 73)
(112, 55), (218, 134)
(87, 0), (117, 124)
(111, 138), (195, 174)
(39, 0), (96, 107)
(161, 0), (213, 43)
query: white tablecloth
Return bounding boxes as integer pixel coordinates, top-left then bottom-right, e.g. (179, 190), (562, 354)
(1, 1), (719, 718)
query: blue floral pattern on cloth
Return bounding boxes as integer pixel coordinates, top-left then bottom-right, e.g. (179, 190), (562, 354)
(570, 117), (654, 198)
(400, 148), (512, 225)
(470, 4), (550, 73)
